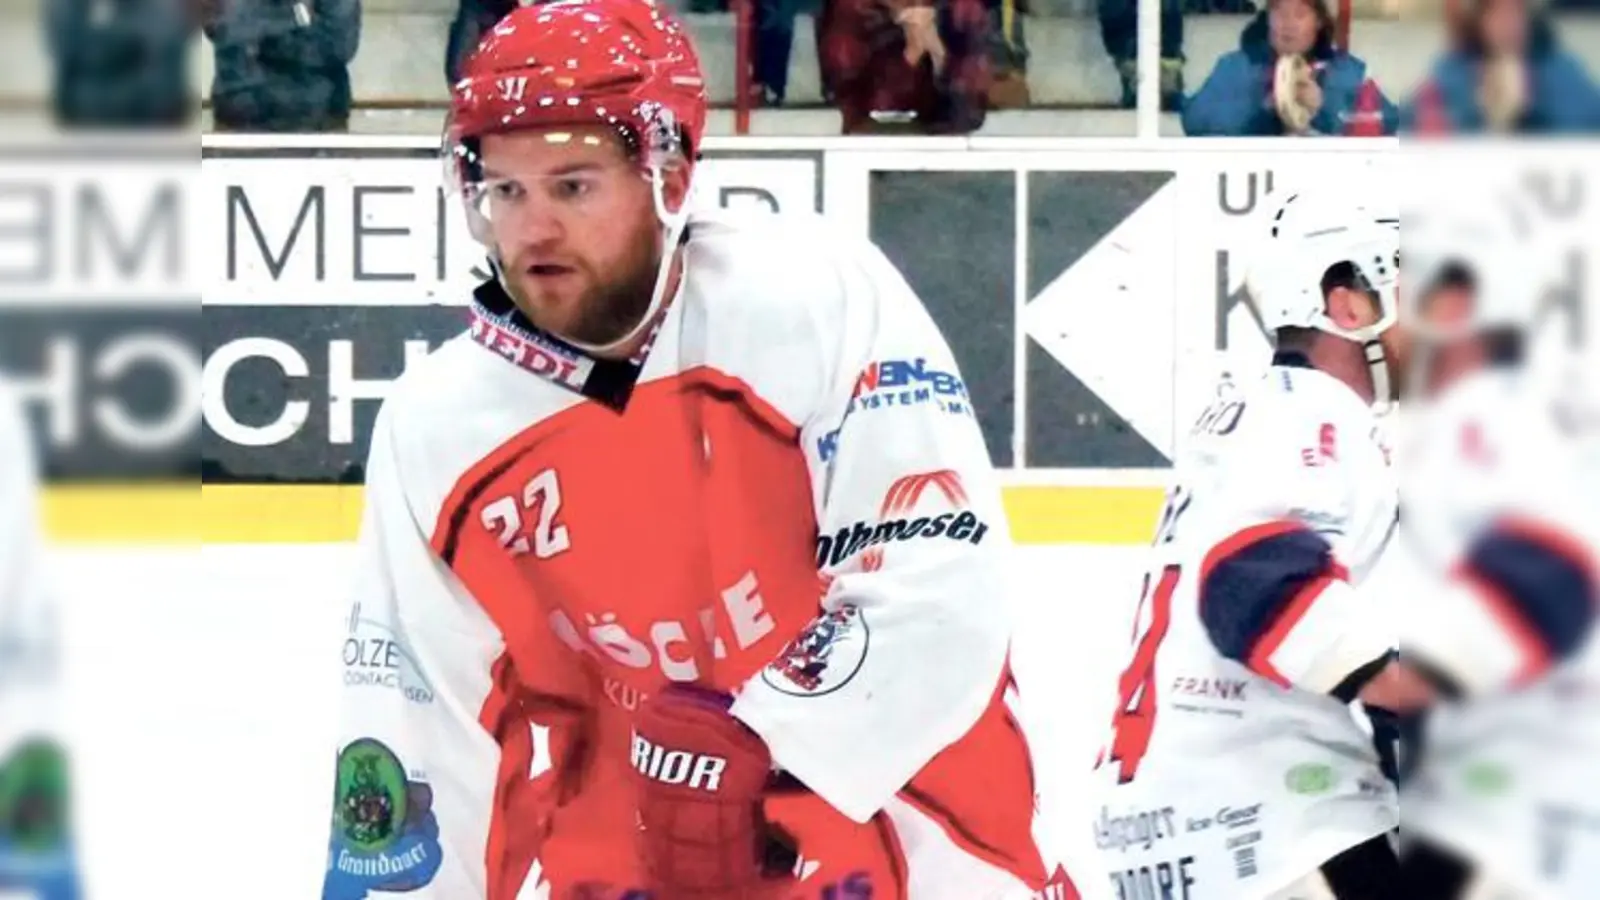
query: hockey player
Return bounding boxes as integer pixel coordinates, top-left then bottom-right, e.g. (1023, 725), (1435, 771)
(1086, 187), (1427, 900)
(318, 1), (1052, 898)
(1388, 192), (1600, 899)
(0, 380), (81, 900)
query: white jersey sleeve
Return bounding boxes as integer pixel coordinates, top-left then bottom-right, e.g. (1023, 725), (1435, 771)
(729, 236), (1016, 825)
(322, 402), (593, 900)
(1398, 370), (1598, 697)
(1177, 365), (1399, 699)
(0, 379), (81, 898)
(0, 382), (42, 619)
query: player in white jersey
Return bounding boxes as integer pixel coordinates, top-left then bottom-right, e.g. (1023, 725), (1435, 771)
(0, 379), (82, 900)
(1087, 187), (1435, 900)
(1387, 191), (1600, 900)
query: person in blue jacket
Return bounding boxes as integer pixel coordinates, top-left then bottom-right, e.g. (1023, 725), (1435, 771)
(1402, 0), (1600, 133)
(1182, 0), (1398, 136)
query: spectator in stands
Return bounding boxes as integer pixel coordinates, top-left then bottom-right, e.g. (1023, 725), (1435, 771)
(1402, 0), (1600, 132)
(819, 0), (993, 133)
(987, 0), (1030, 107)
(1099, 0), (1184, 110)
(448, 0), (519, 86)
(205, 0), (361, 132)
(1182, 0), (1396, 134)
(749, 0), (810, 105)
(46, 0), (198, 128)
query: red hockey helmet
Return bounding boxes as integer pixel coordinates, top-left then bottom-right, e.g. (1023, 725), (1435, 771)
(445, 0), (708, 187)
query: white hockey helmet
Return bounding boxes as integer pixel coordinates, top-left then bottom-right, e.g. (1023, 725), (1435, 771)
(1245, 189), (1401, 343)
(1402, 188), (1558, 342)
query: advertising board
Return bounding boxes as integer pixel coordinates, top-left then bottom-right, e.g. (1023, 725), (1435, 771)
(6, 137), (1594, 545)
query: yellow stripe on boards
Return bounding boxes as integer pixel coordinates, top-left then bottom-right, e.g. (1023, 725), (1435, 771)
(42, 483), (1160, 546)
(41, 483), (202, 544)
(1002, 485), (1161, 546)
(198, 484), (368, 544)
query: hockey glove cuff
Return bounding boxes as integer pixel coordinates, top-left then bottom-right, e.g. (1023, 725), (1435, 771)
(1263, 579), (1398, 698)
(1403, 577), (1551, 698)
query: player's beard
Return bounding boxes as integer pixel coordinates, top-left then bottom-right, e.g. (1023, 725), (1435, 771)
(506, 214), (665, 348)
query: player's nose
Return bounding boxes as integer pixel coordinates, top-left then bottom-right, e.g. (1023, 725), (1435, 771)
(504, 199), (568, 250)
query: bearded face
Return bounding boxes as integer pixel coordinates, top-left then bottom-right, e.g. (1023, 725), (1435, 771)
(476, 127), (685, 348)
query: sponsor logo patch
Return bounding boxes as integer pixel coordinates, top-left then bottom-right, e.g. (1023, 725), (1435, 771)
(762, 606), (870, 698)
(815, 358), (973, 462)
(816, 470), (989, 572)
(324, 739), (442, 899)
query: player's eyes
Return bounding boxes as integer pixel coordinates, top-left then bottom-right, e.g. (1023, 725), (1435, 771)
(487, 180), (525, 202)
(551, 178), (593, 201)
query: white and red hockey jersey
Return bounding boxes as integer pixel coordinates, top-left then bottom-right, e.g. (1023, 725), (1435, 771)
(1396, 366), (1600, 899)
(321, 210), (1049, 900)
(0, 379), (81, 899)
(1087, 354), (1399, 900)
(1396, 366), (1598, 694)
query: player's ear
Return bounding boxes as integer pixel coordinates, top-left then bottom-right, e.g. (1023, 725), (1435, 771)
(659, 163), (692, 215)
(1325, 286), (1376, 331)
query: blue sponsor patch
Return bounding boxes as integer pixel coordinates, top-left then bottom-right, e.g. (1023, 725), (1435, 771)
(815, 358), (973, 462)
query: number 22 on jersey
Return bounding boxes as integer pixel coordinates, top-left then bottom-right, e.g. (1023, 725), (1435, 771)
(481, 468), (572, 559)
(1098, 485), (1190, 784)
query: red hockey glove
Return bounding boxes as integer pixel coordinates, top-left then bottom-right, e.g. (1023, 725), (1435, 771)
(629, 685), (796, 900)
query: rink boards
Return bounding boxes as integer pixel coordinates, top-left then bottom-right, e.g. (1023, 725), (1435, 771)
(5, 137), (1593, 545)
(35, 478), (1167, 545)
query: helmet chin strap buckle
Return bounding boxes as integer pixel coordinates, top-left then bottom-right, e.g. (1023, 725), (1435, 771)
(1364, 338), (1394, 411)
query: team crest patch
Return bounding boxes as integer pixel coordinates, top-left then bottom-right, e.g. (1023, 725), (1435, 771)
(324, 738), (443, 899)
(0, 739), (69, 856)
(0, 738), (80, 898)
(762, 607), (870, 697)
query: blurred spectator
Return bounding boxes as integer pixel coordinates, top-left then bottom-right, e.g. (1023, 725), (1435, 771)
(1402, 0), (1600, 133)
(987, 0), (1029, 107)
(819, 0), (993, 133)
(204, 0), (362, 132)
(46, 0), (198, 129)
(448, 0), (519, 86)
(1183, 0), (1396, 135)
(1099, 0), (1184, 110)
(749, 0), (813, 105)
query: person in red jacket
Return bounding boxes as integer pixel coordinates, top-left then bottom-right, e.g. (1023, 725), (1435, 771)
(817, 0), (994, 134)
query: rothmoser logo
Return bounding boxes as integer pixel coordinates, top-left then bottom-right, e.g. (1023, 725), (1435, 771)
(815, 470), (989, 572)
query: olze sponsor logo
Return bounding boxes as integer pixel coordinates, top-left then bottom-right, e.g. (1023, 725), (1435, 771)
(815, 358), (972, 462)
(815, 470), (988, 570)
(342, 603), (436, 705)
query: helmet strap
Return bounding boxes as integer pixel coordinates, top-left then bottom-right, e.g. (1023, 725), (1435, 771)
(1365, 337), (1394, 413)
(562, 161), (689, 356)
